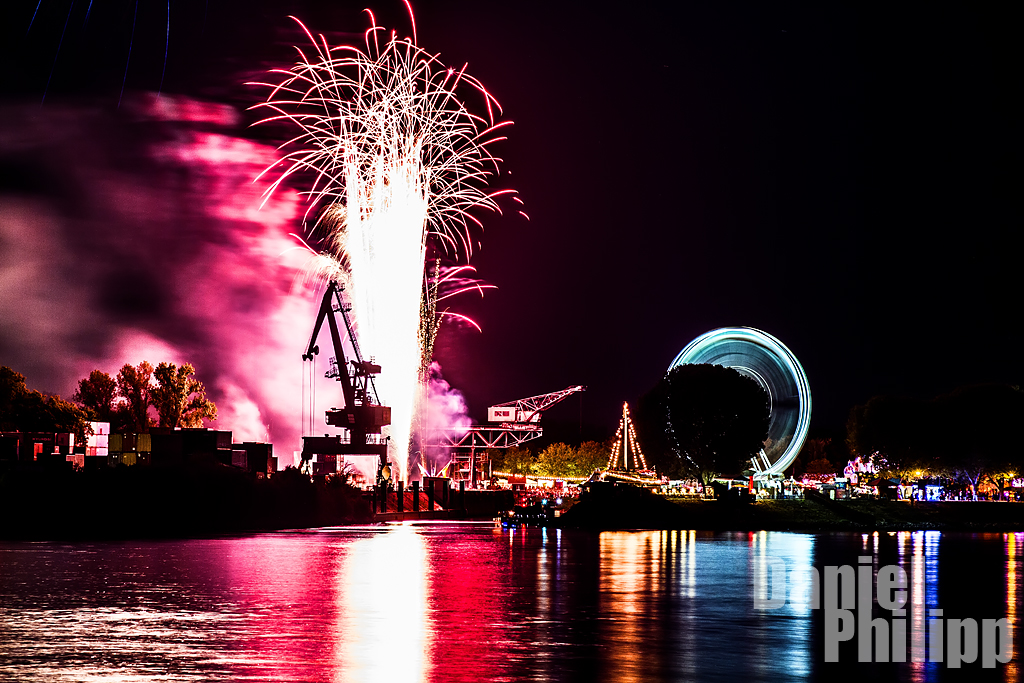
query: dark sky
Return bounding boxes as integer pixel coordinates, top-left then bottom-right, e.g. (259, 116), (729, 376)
(1, 0), (1020, 449)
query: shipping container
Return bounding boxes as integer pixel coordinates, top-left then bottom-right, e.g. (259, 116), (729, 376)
(56, 433), (75, 454)
(487, 407), (542, 423)
(487, 407), (515, 422)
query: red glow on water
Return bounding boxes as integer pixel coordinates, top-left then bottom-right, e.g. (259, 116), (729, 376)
(220, 525), (524, 682)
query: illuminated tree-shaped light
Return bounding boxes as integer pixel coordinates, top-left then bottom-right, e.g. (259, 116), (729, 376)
(607, 402), (648, 471)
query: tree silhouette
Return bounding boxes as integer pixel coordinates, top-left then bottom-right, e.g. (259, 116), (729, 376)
(633, 382), (679, 477)
(846, 384), (1024, 494)
(1, 366), (91, 439)
(0, 366), (27, 429)
(73, 370), (118, 422)
(659, 364), (770, 491)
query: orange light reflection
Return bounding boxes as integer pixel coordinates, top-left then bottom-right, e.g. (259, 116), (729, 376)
(599, 531), (664, 683)
(1007, 533), (1019, 683)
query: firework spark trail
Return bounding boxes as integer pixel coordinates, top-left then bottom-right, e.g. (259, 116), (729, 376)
(41, 0), (74, 104)
(27, 0), (42, 33)
(431, 264), (495, 335)
(253, 12), (511, 482)
(118, 0), (140, 108)
(158, 0), (170, 97)
(26, 0), (173, 98)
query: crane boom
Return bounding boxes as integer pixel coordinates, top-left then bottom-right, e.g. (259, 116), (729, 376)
(303, 280), (356, 408)
(487, 385), (585, 424)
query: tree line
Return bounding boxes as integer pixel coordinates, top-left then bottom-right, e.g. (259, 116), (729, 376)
(1, 367), (91, 440)
(0, 362), (217, 439)
(490, 441), (611, 479)
(844, 384), (1024, 496)
(74, 361), (217, 433)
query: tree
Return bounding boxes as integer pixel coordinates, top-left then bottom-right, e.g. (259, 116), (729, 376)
(151, 362), (218, 429)
(116, 362), (155, 432)
(795, 438), (833, 476)
(846, 395), (935, 477)
(658, 364), (770, 492)
(537, 443), (577, 477)
(73, 370), (118, 423)
(634, 380), (682, 478)
(935, 384), (1024, 499)
(805, 458), (836, 475)
(0, 366), (29, 430)
(493, 446), (535, 475)
(575, 441), (611, 477)
(31, 393), (92, 441)
(531, 441), (613, 479)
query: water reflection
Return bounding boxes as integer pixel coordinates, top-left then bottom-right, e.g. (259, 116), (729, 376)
(1008, 533), (1020, 683)
(599, 531), (662, 682)
(1, 527), (1021, 681)
(592, 530), (816, 682)
(338, 525), (428, 683)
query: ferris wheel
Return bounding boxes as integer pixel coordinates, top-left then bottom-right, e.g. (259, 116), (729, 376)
(668, 327), (811, 476)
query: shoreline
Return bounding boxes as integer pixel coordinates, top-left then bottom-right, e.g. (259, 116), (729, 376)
(555, 485), (1024, 533)
(7, 460), (1024, 541)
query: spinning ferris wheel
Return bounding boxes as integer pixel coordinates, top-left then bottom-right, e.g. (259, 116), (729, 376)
(669, 327), (811, 476)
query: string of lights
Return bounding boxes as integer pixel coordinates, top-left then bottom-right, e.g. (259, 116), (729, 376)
(492, 471), (590, 483)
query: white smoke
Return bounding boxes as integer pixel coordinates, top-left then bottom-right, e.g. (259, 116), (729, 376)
(421, 362), (473, 435)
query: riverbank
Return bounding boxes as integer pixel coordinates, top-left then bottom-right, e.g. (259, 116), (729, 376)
(557, 484), (1024, 531)
(10, 461), (1024, 539)
(0, 460), (373, 541)
(0, 460), (518, 540)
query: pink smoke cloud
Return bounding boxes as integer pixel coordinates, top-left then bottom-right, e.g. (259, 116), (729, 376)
(0, 95), (343, 458)
(0, 93), (482, 468)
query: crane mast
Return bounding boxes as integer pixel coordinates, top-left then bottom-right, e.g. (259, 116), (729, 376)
(300, 280), (391, 482)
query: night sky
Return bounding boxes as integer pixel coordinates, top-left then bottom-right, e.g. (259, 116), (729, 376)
(1, 0), (1019, 452)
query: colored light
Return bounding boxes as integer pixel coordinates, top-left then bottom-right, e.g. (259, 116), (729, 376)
(669, 327), (811, 475)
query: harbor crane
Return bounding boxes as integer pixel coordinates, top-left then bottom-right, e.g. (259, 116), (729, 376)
(429, 385), (585, 486)
(300, 280), (392, 484)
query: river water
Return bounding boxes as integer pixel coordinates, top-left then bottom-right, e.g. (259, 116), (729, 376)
(1, 524), (1020, 682)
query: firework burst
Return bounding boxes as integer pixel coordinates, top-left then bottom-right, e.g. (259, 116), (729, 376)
(252, 9), (511, 482)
